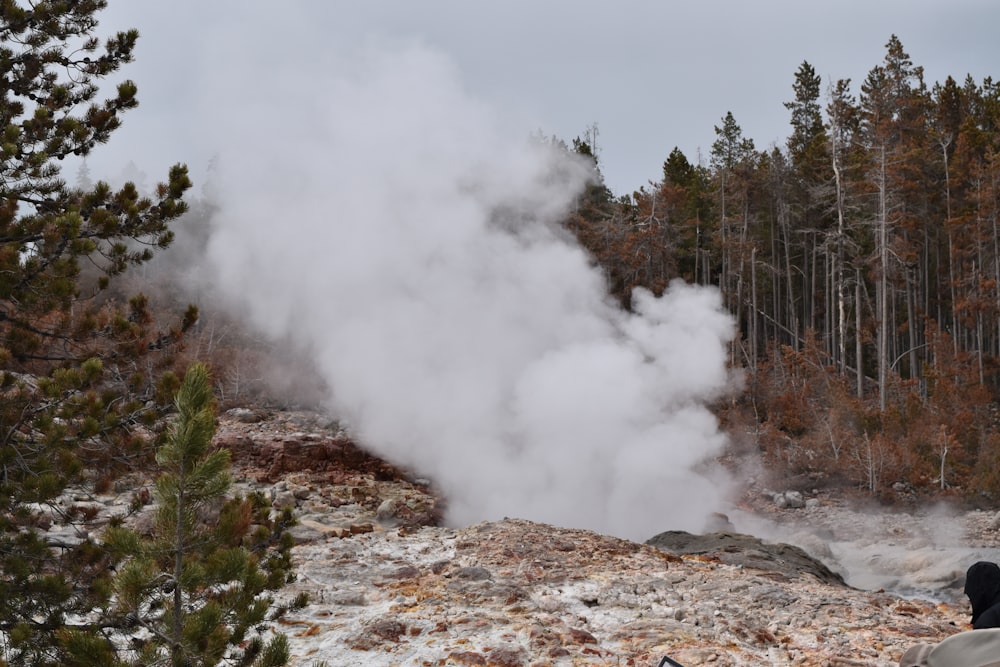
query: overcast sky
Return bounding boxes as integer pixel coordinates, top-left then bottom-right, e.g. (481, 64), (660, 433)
(89, 0), (1000, 197)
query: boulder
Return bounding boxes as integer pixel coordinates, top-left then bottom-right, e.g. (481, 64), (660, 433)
(645, 530), (846, 586)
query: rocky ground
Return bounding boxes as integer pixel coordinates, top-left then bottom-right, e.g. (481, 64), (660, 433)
(40, 408), (1000, 666)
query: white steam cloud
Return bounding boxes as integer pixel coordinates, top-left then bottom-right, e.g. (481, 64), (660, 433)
(202, 41), (737, 540)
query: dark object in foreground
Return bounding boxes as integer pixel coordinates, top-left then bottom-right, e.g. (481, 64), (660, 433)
(658, 656), (686, 667)
(965, 561), (1000, 629)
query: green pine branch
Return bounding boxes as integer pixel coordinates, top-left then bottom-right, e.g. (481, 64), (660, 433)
(99, 364), (291, 667)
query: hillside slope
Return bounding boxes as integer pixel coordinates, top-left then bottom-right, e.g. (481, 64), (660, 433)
(206, 409), (982, 666)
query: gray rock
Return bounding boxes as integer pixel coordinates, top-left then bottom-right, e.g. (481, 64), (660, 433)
(703, 512), (736, 532)
(329, 590), (367, 606)
(226, 407), (261, 423)
(286, 523), (327, 544)
(775, 490), (806, 509)
(375, 498), (402, 521)
(645, 530), (846, 586)
(785, 490), (806, 508)
(272, 490), (298, 509)
(452, 566), (492, 581)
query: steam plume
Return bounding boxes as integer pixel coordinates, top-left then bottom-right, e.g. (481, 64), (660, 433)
(203, 41), (737, 540)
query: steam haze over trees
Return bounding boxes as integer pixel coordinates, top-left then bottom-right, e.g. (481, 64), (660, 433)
(130, 18), (1000, 509)
(72, 3), (1000, 519)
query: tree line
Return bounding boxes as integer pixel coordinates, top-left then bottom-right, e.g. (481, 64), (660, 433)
(564, 36), (1000, 499)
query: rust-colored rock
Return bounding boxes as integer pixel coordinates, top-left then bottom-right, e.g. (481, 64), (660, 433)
(197, 410), (985, 666)
(566, 627), (598, 645)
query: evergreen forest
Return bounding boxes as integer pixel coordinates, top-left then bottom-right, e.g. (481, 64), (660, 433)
(564, 35), (1000, 501)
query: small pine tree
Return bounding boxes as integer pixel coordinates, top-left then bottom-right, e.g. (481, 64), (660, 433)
(102, 363), (293, 667)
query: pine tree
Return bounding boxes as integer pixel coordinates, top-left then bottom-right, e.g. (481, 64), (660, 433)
(710, 111), (758, 361)
(785, 61), (828, 170)
(859, 34), (932, 409)
(784, 62), (845, 368)
(662, 147), (712, 284)
(0, 2), (198, 663)
(101, 364), (293, 667)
